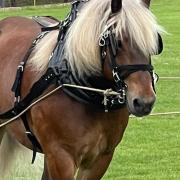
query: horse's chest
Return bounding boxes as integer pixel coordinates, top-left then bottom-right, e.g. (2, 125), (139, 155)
(102, 112), (129, 148)
(81, 114), (128, 167)
(91, 130), (120, 155)
(80, 133), (107, 167)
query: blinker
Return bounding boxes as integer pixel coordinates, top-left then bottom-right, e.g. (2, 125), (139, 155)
(157, 33), (163, 54)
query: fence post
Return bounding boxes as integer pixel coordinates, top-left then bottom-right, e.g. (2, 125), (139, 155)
(10, 0), (16, 7)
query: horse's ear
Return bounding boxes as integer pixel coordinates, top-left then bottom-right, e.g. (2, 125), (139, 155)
(142, 0), (151, 8)
(111, 0), (122, 14)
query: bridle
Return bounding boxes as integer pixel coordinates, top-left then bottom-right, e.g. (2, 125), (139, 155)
(99, 24), (161, 103)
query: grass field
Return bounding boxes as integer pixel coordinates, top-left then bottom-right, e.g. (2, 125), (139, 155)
(0, 0), (180, 179)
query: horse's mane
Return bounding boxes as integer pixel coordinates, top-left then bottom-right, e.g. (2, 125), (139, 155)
(28, 0), (164, 77)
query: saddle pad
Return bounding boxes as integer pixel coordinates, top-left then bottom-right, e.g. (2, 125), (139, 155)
(32, 16), (60, 29)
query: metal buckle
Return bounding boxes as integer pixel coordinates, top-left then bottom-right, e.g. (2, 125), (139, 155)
(18, 65), (24, 72)
(99, 37), (106, 47)
(14, 96), (21, 103)
(25, 131), (32, 135)
(112, 69), (121, 82)
(18, 62), (25, 72)
(99, 29), (110, 47)
(117, 88), (126, 104)
(101, 51), (107, 59)
(110, 86), (126, 107)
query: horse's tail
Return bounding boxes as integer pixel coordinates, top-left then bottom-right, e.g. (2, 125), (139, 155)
(0, 132), (44, 180)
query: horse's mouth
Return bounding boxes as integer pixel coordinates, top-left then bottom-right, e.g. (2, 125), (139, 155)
(128, 107), (153, 117)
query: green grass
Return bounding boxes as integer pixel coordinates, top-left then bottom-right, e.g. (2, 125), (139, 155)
(0, 5), (70, 19)
(152, 0), (180, 77)
(105, 116), (180, 180)
(0, 0), (180, 179)
(154, 80), (180, 113)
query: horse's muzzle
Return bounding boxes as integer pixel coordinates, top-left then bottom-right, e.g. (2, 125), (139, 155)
(128, 96), (156, 117)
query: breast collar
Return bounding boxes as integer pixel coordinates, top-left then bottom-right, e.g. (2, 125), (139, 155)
(48, 41), (126, 110)
(45, 0), (126, 111)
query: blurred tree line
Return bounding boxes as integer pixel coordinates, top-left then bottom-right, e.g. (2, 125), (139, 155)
(0, 0), (70, 7)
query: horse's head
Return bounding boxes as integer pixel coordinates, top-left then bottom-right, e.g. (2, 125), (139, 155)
(99, 0), (163, 116)
(64, 0), (164, 117)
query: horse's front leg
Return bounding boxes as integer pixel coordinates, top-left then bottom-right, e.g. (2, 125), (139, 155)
(76, 151), (114, 180)
(45, 146), (77, 180)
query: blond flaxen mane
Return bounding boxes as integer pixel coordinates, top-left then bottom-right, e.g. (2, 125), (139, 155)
(28, 0), (164, 77)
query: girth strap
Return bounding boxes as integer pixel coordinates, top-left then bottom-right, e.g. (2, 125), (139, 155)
(21, 113), (42, 164)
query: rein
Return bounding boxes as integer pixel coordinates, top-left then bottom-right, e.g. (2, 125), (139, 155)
(0, 84), (119, 128)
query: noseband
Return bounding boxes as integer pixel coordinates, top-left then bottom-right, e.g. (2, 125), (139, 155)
(99, 26), (158, 103)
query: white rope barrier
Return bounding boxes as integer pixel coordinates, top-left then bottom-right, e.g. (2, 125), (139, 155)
(130, 111), (180, 118)
(160, 77), (180, 80)
(149, 112), (180, 116)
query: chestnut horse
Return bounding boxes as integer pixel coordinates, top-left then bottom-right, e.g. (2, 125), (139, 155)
(0, 0), (164, 179)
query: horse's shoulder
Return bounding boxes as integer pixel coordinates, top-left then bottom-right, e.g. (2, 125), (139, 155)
(0, 16), (41, 57)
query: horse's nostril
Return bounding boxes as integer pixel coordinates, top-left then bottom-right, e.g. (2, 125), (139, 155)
(133, 98), (143, 110)
(132, 97), (155, 116)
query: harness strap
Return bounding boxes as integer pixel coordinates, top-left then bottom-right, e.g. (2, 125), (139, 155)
(0, 68), (57, 120)
(12, 32), (49, 105)
(0, 67), (58, 163)
(21, 113), (42, 164)
(12, 49), (33, 104)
